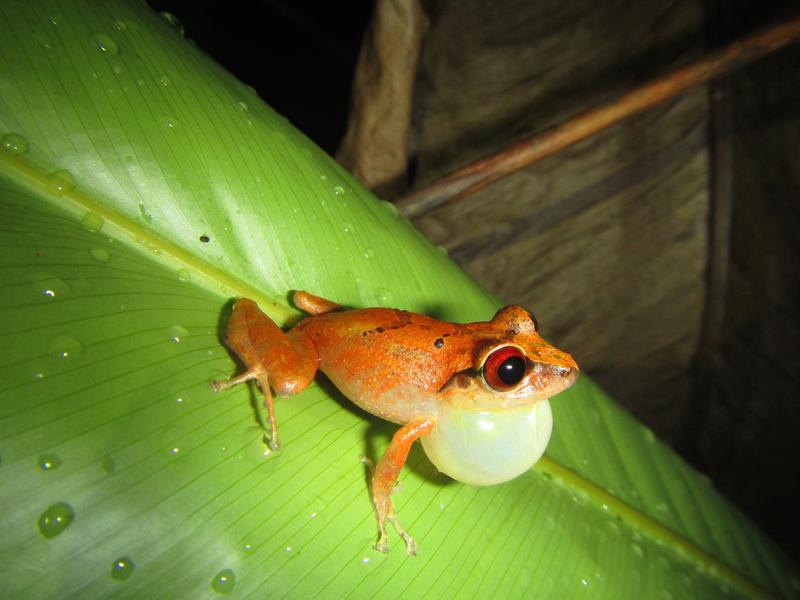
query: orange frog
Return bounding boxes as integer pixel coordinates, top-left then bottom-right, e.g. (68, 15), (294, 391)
(212, 291), (578, 555)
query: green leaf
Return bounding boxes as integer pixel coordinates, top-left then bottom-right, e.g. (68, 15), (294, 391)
(0, 2), (796, 598)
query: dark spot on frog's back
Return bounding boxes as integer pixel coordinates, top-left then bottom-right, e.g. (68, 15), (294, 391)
(434, 337), (444, 349)
(376, 327), (385, 333)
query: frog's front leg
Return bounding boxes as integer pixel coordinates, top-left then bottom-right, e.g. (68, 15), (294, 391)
(370, 418), (436, 555)
(211, 298), (318, 450)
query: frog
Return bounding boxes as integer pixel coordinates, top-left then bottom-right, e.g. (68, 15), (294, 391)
(211, 291), (578, 555)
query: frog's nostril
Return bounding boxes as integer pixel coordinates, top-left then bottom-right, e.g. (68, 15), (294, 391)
(559, 366), (579, 386)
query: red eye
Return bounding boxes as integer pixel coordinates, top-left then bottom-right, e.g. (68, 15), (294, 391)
(482, 346), (527, 391)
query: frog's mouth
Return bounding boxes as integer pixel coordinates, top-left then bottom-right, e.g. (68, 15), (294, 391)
(420, 400), (553, 486)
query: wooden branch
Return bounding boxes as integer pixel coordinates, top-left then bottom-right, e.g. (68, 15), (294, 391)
(396, 13), (800, 220)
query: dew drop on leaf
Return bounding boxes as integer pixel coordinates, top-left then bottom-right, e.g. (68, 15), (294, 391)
(91, 32), (118, 54)
(160, 12), (185, 36)
(49, 335), (82, 360)
(211, 569), (236, 594)
(38, 502), (74, 538)
(35, 274), (71, 299)
(1, 133), (28, 154)
(137, 202), (152, 222)
(81, 211), (104, 232)
(47, 170), (74, 195)
(177, 268), (190, 282)
(333, 185), (345, 196)
(38, 453), (61, 471)
(166, 325), (188, 343)
(101, 457), (116, 474)
(362, 247), (375, 259)
(89, 247), (109, 261)
(380, 200), (398, 216)
(111, 557), (135, 581)
(375, 288), (393, 307)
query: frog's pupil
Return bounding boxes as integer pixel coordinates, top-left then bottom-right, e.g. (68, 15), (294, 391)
(498, 355), (525, 385)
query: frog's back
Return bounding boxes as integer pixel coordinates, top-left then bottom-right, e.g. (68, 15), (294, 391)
(293, 308), (478, 422)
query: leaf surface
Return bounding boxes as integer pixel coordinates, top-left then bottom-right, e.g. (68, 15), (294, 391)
(0, 2), (796, 598)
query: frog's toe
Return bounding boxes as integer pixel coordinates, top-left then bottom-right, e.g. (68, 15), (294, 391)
(375, 536), (389, 554)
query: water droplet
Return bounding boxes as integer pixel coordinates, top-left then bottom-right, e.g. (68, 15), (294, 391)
(38, 502), (74, 538)
(211, 569), (235, 594)
(112, 64), (123, 75)
(47, 170), (74, 195)
(362, 557), (370, 564)
(284, 546), (292, 553)
(243, 543), (254, 553)
(380, 200), (398, 216)
(177, 269), (191, 282)
(91, 33), (118, 55)
(1, 133), (28, 154)
(342, 222), (353, 234)
(160, 12), (185, 36)
(137, 202), (152, 223)
(240, 426), (274, 465)
(631, 544), (644, 558)
(49, 14), (62, 26)
(237, 101), (248, 112)
(111, 557), (135, 581)
(76, 214), (101, 237)
(362, 247), (375, 259)
(90, 247), (109, 261)
(49, 336), (82, 360)
(112, 19), (127, 31)
(375, 288), (393, 307)
(34, 274), (68, 299)
(436, 245), (449, 255)
(332, 185), (345, 196)
(32, 30), (53, 50)
(38, 453), (62, 471)
(159, 74), (171, 87)
(101, 457), (116, 473)
(167, 325), (188, 343)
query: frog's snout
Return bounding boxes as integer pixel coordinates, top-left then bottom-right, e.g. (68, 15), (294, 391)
(532, 355), (579, 392)
(557, 364), (579, 388)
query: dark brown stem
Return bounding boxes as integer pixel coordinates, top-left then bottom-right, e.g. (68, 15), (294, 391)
(396, 13), (800, 220)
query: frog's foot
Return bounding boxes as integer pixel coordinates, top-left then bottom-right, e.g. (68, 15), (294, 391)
(211, 369), (256, 392)
(373, 512), (417, 555)
(389, 515), (418, 556)
(212, 368), (281, 451)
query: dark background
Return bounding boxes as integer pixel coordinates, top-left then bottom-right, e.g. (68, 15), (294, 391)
(147, 1), (373, 155)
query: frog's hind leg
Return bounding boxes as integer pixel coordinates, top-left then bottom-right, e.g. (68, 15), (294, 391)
(367, 418), (435, 555)
(212, 298), (319, 450)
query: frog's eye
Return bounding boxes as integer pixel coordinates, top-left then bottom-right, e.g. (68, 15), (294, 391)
(482, 346), (526, 391)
